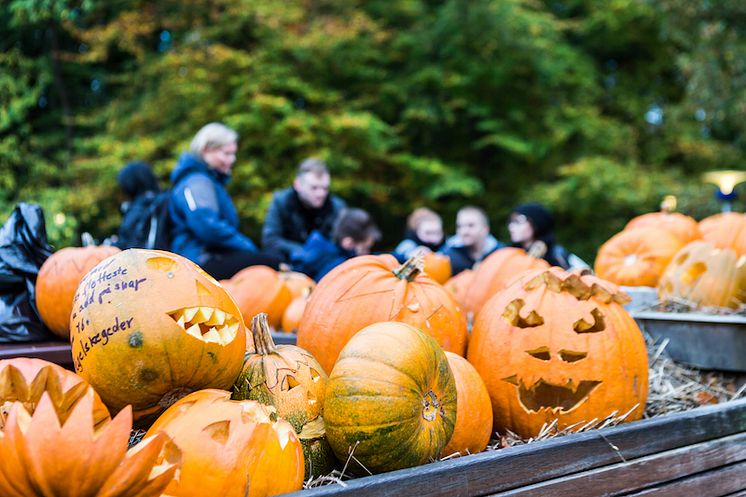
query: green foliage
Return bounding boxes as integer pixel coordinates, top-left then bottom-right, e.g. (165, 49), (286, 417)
(2, 0), (744, 257)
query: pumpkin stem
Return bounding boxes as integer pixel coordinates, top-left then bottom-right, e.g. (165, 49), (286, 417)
(252, 313), (278, 355)
(393, 253), (424, 282)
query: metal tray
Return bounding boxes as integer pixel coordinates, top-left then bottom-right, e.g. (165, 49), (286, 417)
(633, 311), (746, 372)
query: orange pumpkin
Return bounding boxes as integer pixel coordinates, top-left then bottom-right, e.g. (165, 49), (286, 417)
(468, 268), (648, 438)
(699, 212), (746, 257)
(146, 389), (304, 497)
(36, 246), (120, 338)
(324, 322), (456, 474)
(297, 254), (468, 373)
(464, 248), (550, 315)
(626, 212), (701, 244)
(444, 269), (474, 310)
(441, 352), (493, 457)
(227, 266), (293, 329)
(594, 227), (684, 287)
(234, 313), (333, 478)
(0, 357), (110, 430)
(658, 241), (746, 309)
(279, 270), (316, 299)
(423, 252), (452, 284)
(70, 249), (247, 423)
(0, 391), (180, 497)
(281, 292), (309, 333)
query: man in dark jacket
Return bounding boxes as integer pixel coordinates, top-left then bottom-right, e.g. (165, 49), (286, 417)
(262, 158), (346, 262)
(441, 206), (504, 275)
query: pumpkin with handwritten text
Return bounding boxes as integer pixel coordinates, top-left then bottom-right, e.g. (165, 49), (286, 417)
(70, 249), (247, 424)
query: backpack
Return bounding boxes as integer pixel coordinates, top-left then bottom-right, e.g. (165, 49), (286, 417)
(115, 190), (171, 250)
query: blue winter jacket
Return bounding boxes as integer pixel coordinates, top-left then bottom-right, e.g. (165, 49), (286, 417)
(290, 231), (355, 282)
(169, 153), (257, 264)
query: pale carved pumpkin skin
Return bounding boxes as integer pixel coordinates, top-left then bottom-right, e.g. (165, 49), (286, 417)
(468, 268), (648, 438)
(297, 254), (468, 374)
(658, 241), (746, 309)
(70, 249), (247, 422)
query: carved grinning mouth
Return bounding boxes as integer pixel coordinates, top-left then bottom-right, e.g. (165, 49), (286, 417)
(168, 307), (239, 345)
(502, 376), (601, 413)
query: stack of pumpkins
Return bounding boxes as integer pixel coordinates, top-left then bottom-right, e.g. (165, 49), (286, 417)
(14, 244), (654, 495)
(595, 211), (746, 309)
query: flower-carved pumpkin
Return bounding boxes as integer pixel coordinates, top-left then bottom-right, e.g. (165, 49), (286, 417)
(699, 212), (746, 257)
(227, 266), (293, 330)
(36, 246), (120, 338)
(468, 268), (648, 438)
(595, 227), (684, 287)
(423, 252), (452, 284)
(324, 322), (457, 474)
(625, 212), (701, 245)
(0, 358), (110, 431)
(658, 241), (746, 309)
(233, 313), (334, 478)
(0, 391), (180, 497)
(69, 249), (247, 423)
(146, 389), (304, 497)
(297, 254), (468, 373)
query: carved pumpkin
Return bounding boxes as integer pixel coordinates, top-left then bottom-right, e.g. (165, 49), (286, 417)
(70, 249), (247, 423)
(324, 322), (457, 474)
(658, 241), (746, 309)
(0, 391), (180, 497)
(595, 227), (684, 287)
(699, 212), (746, 257)
(36, 246), (120, 338)
(0, 358), (110, 431)
(626, 212), (701, 244)
(279, 270), (316, 299)
(281, 292), (309, 333)
(441, 352), (493, 457)
(233, 313), (334, 478)
(297, 254), (468, 373)
(227, 266), (293, 330)
(464, 248), (550, 315)
(444, 269), (473, 310)
(468, 268), (648, 438)
(146, 389), (304, 497)
(423, 252), (452, 284)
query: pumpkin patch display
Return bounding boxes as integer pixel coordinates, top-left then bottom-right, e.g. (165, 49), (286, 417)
(441, 352), (493, 457)
(464, 248), (550, 316)
(699, 212), (746, 257)
(69, 249), (246, 423)
(234, 313), (334, 478)
(595, 227), (684, 287)
(146, 389), (304, 497)
(36, 246), (120, 338)
(324, 322), (457, 474)
(297, 254), (468, 373)
(625, 212), (701, 245)
(468, 268), (648, 438)
(0, 357), (110, 430)
(423, 252), (452, 284)
(0, 391), (180, 497)
(227, 265), (293, 329)
(658, 241), (746, 309)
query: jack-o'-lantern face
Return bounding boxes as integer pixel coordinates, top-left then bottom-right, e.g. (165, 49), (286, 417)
(70, 249), (247, 423)
(467, 268), (648, 438)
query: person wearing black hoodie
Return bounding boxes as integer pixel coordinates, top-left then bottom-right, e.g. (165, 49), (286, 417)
(508, 203), (588, 269)
(112, 161), (169, 250)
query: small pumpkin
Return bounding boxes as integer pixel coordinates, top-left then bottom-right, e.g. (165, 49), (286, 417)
(0, 357), (110, 430)
(297, 254), (468, 373)
(441, 352), (493, 457)
(324, 322), (457, 474)
(36, 246), (120, 338)
(658, 241), (746, 309)
(626, 212), (701, 244)
(279, 270), (316, 299)
(595, 227), (684, 287)
(146, 389), (304, 497)
(281, 290), (309, 333)
(70, 249), (247, 423)
(468, 268), (648, 438)
(227, 266), (293, 329)
(699, 212), (746, 257)
(423, 252), (452, 284)
(444, 269), (474, 310)
(0, 391), (180, 497)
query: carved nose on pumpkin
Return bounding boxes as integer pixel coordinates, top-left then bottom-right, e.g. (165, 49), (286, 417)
(168, 306), (240, 345)
(502, 377), (601, 413)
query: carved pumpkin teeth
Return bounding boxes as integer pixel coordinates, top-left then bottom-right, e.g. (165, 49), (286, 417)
(183, 307), (199, 322)
(205, 309), (226, 326)
(192, 307), (214, 323)
(185, 324), (203, 340)
(168, 307), (240, 345)
(202, 328), (221, 343)
(511, 378), (601, 414)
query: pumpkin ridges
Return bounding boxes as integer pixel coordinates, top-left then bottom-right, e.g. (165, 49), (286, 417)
(626, 212), (701, 244)
(699, 212), (746, 257)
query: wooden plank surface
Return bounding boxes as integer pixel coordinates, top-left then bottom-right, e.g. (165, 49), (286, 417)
(625, 461), (746, 497)
(287, 399), (746, 497)
(0, 340), (73, 367)
(489, 432), (746, 496)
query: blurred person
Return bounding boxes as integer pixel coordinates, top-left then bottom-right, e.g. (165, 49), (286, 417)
(393, 207), (445, 261)
(441, 206), (503, 275)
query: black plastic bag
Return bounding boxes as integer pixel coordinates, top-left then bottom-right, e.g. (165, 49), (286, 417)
(0, 203), (55, 342)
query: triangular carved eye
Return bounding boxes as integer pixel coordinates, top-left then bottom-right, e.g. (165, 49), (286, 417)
(559, 350), (587, 363)
(573, 308), (605, 334)
(526, 347), (551, 361)
(503, 299), (544, 328)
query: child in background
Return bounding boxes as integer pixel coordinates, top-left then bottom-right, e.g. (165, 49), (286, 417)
(393, 207), (444, 261)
